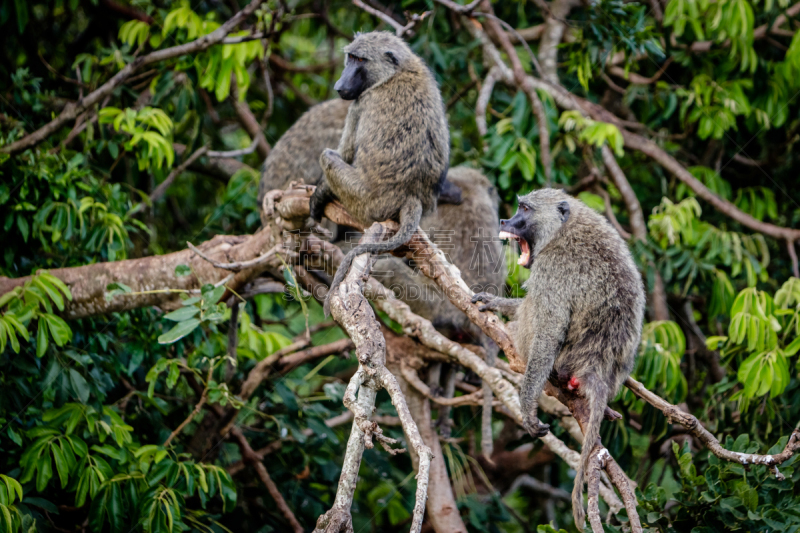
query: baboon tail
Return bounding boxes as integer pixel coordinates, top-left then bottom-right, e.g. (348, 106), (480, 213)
(572, 376), (608, 531)
(323, 200), (423, 316)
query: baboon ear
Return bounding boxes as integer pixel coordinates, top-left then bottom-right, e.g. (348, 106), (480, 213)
(384, 51), (399, 65)
(557, 201), (570, 223)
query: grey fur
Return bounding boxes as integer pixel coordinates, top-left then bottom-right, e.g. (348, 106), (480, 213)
(308, 31), (450, 316)
(257, 98), (350, 220)
(472, 188), (645, 530)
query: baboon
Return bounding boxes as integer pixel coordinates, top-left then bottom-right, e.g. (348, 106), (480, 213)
(307, 31), (450, 315)
(472, 189), (645, 529)
(256, 99), (461, 228)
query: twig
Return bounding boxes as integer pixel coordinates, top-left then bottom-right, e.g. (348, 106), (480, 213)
(149, 146), (209, 202)
(478, 11), (550, 184)
(230, 77), (271, 160)
(2, 0), (266, 155)
(163, 365), (212, 446)
(504, 474), (571, 500)
(626, 377), (800, 477)
(475, 66), (500, 150)
(788, 239), (799, 279)
(222, 32), (266, 44)
(207, 136), (260, 158)
(351, 0), (428, 36)
(187, 242), (282, 272)
(400, 362), (485, 406)
(230, 427), (304, 533)
(434, 0), (486, 14)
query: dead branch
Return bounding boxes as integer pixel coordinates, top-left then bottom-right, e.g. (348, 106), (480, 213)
(230, 78), (271, 160)
(400, 362), (485, 406)
(164, 365), (213, 446)
(230, 427), (304, 533)
(2, 0), (265, 155)
(149, 146), (209, 202)
(393, 351), (468, 533)
(173, 143), (251, 180)
(475, 66), (500, 150)
(626, 377), (800, 478)
(207, 136), (260, 158)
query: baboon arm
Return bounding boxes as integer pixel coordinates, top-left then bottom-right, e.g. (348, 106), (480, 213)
(471, 294), (523, 319)
(338, 103), (360, 163)
(320, 148), (367, 200)
(519, 291), (570, 429)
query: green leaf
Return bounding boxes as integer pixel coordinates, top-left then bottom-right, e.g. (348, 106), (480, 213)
(174, 264), (191, 277)
(44, 314), (71, 346)
(36, 322), (49, 358)
(157, 318), (200, 344)
(69, 370), (90, 403)
(162, 306), (200, 322)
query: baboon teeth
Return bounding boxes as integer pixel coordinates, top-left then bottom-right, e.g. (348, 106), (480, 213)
(498, 231), (519, 241)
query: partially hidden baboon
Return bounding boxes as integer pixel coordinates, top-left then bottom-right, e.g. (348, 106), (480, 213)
(472, 189), (645, 530)
(257, 98), (351, 225)
(308, 31), (450, 315)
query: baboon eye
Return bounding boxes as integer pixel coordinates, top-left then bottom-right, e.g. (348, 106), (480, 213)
(521, 205), (529, 212)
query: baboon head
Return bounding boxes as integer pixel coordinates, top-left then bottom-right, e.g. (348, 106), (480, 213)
(334, 31), (415, 100)
(499, 188), (571, 268)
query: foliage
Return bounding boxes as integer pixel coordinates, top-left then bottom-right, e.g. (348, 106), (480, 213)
(2, 0), (800, 531)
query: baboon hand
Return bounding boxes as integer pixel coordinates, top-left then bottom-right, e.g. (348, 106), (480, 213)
(471, 292), (500, 312)
(309, 192), (326, 222)
(522, 416), (550, 439)
(319, 148), (342, 171)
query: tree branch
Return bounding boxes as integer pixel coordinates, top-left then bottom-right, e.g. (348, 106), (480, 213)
(2, 0), (265, 155)
(230, 426), (304, 533)
(626, 377), (800, 478)
(149, 146), (209, 202)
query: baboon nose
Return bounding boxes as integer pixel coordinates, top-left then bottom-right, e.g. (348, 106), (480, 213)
(500, 219), (508, 226)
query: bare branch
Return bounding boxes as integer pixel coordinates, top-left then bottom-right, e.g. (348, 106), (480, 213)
(475, 66), (500, 149)
(187, 241), (283, 272)
(230, 78), (271, 160)
(351, 0), (428, 37)
(626, 377), (800, 476)
(0, 231), (279, 319)
(230, 427), (304, 533)
(2, 0), (266, 155)
(207, 136), (260, 158)
(163, 365), (212, 446)
(586, 447), (605, 533)
(149, 146), (209, 202)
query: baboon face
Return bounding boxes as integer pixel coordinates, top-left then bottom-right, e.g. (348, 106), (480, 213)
(335, 31), (410, 100)
(499, 189), (571, 268)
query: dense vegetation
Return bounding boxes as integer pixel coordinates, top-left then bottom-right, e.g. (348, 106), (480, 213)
(2, 0), (800, 532)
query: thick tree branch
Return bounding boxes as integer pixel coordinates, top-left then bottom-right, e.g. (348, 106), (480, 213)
(0, 230), (279, 319)
(2, 0), (265, 155)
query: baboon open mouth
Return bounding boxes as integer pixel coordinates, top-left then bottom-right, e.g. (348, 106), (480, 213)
(499, 231), (532, 267)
